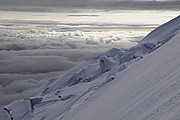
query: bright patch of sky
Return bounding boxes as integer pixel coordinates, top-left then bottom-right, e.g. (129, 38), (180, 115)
(0, 10), (178, 25)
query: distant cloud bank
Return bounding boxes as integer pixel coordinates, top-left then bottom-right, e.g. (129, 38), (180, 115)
(0, 0), (179, 12)
(0, 20), (150, 106)
(67, 15), (100, 17)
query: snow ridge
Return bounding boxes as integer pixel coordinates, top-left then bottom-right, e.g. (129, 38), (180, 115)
(0, 15), (180, 120)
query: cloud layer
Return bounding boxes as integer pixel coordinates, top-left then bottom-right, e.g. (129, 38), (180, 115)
(0, 20), (150, 106)
(0, 0), (179, 12)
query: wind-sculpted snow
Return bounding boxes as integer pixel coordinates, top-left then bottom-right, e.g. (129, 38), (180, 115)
(0, 108), (11, 120)
(0, 16), (180, 120)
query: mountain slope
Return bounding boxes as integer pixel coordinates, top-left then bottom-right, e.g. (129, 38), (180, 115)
(141, 15), (180, 44)
(0, 15), (180, 120)
(62, 27), (180, 120)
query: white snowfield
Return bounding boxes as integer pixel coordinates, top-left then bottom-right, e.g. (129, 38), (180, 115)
(0, 15), (180, 120)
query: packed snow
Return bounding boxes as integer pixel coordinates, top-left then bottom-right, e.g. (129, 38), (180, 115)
(0, 15), (180, 120)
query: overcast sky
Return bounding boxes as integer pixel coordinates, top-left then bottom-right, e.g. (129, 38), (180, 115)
(0, 0), (179, 12)
(0, 0), (178, 24)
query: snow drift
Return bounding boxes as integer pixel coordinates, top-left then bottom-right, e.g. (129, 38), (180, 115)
(0, 15), (180, 120)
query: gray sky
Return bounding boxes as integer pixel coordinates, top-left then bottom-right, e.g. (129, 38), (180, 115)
(0, 0), (179, 12)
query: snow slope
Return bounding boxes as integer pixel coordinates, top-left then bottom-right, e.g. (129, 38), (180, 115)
(0, 15), (180, 120)
(62, 22), (180, 120)
(141, 15), (180, 44)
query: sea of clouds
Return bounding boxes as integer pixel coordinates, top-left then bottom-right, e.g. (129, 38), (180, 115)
(0, 20), (151, 105)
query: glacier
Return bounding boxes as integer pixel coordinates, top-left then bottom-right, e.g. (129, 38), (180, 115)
(0, 15), (180, 120)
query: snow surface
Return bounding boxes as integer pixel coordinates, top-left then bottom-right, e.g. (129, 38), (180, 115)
(0, 15), (180, 120)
